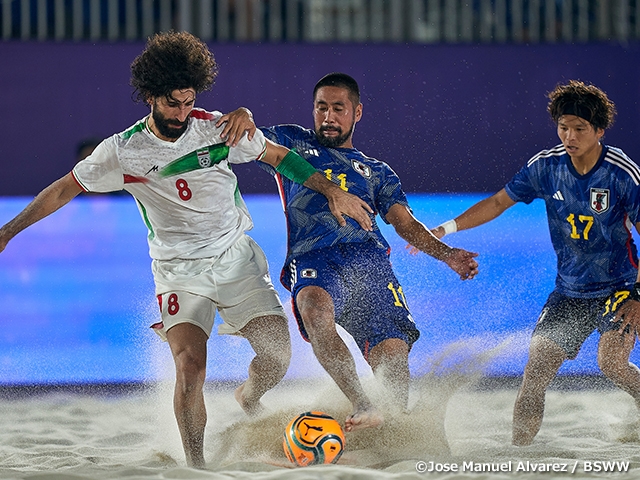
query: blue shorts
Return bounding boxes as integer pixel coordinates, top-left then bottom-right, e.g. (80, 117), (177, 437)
(533, 289), (630, 359)
(283, 242), (420, 359)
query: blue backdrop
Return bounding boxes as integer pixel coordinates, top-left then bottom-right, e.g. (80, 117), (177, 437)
(1, 193), (636, 385)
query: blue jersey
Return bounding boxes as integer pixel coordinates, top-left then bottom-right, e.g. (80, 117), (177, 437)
(259, 124), (410, 267)
(505, 144), (640, 298)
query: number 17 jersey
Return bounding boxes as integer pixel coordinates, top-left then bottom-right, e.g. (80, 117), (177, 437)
(505, 144), (640, 298)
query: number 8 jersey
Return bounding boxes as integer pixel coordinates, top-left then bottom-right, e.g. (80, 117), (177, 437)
(505, 144), (640, 298)
(72, 108), (267, 261)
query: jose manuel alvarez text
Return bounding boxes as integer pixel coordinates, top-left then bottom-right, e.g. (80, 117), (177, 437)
(415, 460), (631, 474)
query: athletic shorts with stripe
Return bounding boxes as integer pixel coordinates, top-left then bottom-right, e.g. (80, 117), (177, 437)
(151, 234), (285, 340)
(533, 288), (631, 359)
(284, 241), (420, 359)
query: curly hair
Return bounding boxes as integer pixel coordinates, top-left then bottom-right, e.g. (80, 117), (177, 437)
(547, 80), (616, 130)
(130, 31), (218, 103)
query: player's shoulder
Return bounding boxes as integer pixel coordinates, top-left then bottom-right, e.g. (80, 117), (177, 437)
(350, 149), (380, 164)
(348, 149), (394, 172)
(119, 118), (148, 142)
(602, 145), (640, 185)
(261, 123), (311, 138)
(342, 149), (402, 184)
(189, 107), (222, 123)
(526, 144), (567, 168)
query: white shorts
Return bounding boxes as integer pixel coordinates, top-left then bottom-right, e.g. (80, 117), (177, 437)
(150, 234), (285, 340)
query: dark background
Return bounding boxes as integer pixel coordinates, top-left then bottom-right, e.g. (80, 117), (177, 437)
(2, 41), (639, 196)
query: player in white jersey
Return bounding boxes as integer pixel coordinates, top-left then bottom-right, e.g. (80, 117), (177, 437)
(0, 32), (373, 468)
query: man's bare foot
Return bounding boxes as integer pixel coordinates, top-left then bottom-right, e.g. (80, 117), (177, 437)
(344, 407), (384, 432)
(512, 426), (535, 446)
(234, 383), (266, 416)
(186, 454), (206, 469)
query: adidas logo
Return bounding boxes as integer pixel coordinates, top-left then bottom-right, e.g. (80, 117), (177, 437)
(553, 191), (564, 201)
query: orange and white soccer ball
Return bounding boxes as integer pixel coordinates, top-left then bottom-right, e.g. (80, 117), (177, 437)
(282, 411), (346, 466)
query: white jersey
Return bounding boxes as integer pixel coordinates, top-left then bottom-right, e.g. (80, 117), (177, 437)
(72, 108), (267, 260)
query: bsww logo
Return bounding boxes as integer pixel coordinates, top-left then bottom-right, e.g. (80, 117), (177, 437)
(583, 461), (629, 472)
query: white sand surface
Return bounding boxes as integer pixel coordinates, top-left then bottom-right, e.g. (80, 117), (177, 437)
(1, 372), (639, 480)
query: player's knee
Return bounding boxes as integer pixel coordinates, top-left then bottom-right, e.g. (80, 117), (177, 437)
(174, 349), (207, 385)
(369, 339), (408, 371)
(296, 287), (334, 322)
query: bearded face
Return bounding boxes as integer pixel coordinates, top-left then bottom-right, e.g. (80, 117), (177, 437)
(151, 103), (189, 139)
(148, 89), (196, 141)
(312, 86), (361, 149)
(315, 123), (355, 148)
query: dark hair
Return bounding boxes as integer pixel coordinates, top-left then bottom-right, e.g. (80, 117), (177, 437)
(547, 80), (615, 130)
(313, 72), (361, 107)
(130, 31), (218, 103)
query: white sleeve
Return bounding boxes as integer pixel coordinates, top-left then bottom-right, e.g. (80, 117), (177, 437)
(72, 136), (125, 192)
(227, 129), (267, 165)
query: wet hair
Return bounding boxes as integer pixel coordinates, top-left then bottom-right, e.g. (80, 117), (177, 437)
(313, 72), (361, 107)
(130, 31), (218, 103)
(547, 80), (616, 131)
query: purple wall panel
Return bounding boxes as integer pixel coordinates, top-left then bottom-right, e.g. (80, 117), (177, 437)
(1, 42), (639, 195)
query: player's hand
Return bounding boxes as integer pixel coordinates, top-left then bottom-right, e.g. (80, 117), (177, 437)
(326, 189), (374, 231)
(431, 226), (445, 239)
(443, 248), (479, 280)
(217, 107), (256, 146)
(616, 299), (640, 336)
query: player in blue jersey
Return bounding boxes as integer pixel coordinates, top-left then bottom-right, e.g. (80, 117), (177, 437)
(229, 73), (479, 431)
(432, 80), (640, 446)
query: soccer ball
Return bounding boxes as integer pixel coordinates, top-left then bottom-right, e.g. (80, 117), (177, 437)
(282, 411), (346, 466)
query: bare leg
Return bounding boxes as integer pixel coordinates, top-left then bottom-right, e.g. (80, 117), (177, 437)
(368, 338), (410, 411)
(166, 323), (209, 468)
(512, 335), (566, 446)
(296, 286), (383, 432)
(234, 314), (291, 415)
(598, 329), (640, 409)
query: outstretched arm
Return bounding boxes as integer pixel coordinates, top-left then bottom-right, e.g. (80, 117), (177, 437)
(386, 204), (478, 280)
(220, 107), (374, 230)
(432, 188), (516, 239)
(260, 139), (374, 231)
(0, 173), (83, 253)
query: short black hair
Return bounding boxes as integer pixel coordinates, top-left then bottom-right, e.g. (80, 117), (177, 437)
(130, 31), (218, 103)
(313, 72), (361, 107)
(547, 80), (615, 130)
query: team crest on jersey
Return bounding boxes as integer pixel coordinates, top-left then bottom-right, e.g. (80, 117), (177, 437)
(351, 160), (371, 178)
(197, 149), (211, 168)
(590, 188), (610, 214)
(301, 268), (318, 279)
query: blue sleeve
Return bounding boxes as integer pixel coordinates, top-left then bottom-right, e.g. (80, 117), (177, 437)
(623, 182), (640, 225)
(504, 162), (540, 205)
(258, 124), (305, 177)
(375, 164), (410, 224)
